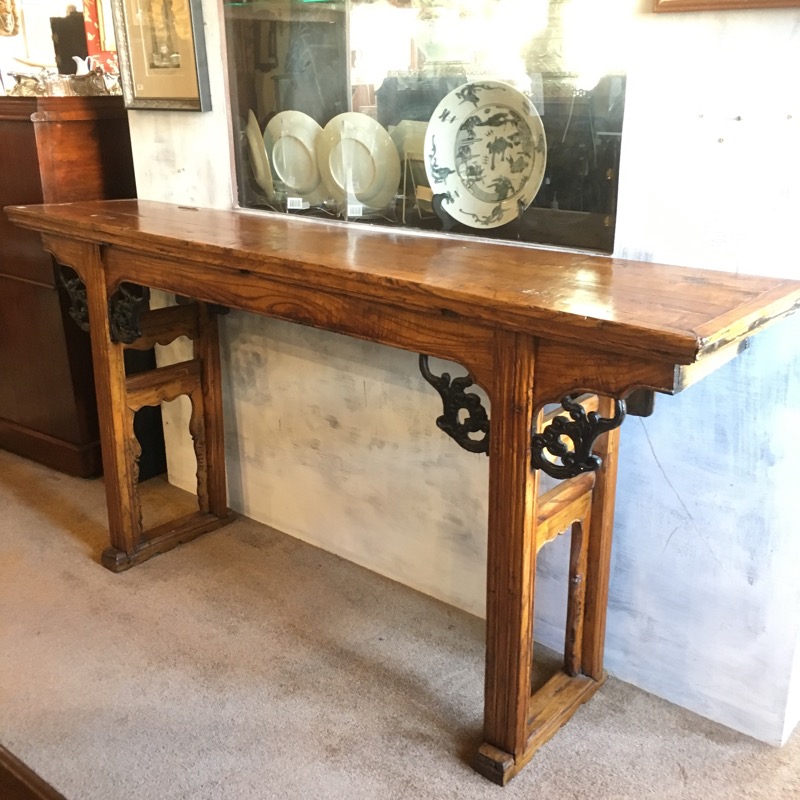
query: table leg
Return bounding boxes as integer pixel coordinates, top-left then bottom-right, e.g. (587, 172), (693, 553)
(475, 336), (620, 785)
(474, 330), (539, 785)
(100, 301), (232, 571)
(582, 397), (620, 679)
(195, 303), (228, 519)
(67, 256), (231, 572)
(81, 245), (143, 560)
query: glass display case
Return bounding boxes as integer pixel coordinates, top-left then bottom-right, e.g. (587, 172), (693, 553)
(224, 0), (628, 252)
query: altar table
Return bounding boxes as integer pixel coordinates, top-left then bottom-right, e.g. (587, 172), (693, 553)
(7, 199), (800, 785)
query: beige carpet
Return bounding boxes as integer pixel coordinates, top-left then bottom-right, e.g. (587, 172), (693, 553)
(1, 448), (798, 800)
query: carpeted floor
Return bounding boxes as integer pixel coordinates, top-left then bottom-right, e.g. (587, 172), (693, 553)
(1, 448), (798, 800)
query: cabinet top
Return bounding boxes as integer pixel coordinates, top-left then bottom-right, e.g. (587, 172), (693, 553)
(6, 198), (800, 365)
(0, 95), (127, 123)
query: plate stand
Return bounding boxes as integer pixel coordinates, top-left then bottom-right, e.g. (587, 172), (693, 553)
(432, 193), (457, 232)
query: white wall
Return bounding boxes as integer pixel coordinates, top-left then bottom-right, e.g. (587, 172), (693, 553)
(129, 2), (800, 744)
(610, 10), (800, 744)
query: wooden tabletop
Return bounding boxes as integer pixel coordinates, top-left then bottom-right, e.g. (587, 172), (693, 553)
(7, 199), (800, 365)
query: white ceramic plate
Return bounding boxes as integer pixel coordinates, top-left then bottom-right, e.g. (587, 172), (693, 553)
(317, 112), (401, 211)
(245, 110), (274, 200)
(423, 81), (546, 229)
(264, 110), (327, 205)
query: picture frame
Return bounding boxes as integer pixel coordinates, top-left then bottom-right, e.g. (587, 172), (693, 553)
(96, 0), (117, 52)
(654, 0), (800, 10)
(111, 0), (211, 110)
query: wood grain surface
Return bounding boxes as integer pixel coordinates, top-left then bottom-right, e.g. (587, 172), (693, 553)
(7, 200), (800, 368)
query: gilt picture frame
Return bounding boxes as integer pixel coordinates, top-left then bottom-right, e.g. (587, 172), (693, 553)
(654, 0), (800, 10)
(111, 0), (211, 110)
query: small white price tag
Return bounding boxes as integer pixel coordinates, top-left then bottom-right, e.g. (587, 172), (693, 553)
(286, 197), (308, 210)
(347, 203), (363, 218)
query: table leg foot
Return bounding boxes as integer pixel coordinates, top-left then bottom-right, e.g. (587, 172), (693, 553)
(100, 510), (234, 572)
(474, 670), (607, 785)
(473, 743), (516, 786)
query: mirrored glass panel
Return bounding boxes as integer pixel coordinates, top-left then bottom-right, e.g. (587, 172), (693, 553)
(224, 0), (629, 252)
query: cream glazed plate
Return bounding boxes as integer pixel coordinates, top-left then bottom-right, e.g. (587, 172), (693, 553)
(317, 112), (401, 211)
(245, 110), (274, 200)
(424, 81), (547, 229)
(265, 110), (327, 205)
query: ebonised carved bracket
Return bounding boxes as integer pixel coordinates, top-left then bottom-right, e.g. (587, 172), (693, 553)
(531, 395), (626, 480)
(419, 355), (490, 455)
(109, 283), (151, 344)
(419, 356), (628, 474)
(57, 265), (90, 333)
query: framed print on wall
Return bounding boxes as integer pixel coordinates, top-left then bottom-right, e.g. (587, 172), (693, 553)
(111, 0), (211, 110)
(654, 0), (800, 9)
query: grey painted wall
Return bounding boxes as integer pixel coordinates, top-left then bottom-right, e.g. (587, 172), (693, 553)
(129, 4), (800, 744)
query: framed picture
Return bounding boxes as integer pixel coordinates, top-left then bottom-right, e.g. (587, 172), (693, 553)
(654, 0), (799, 9)
(111, 0), (211, 110)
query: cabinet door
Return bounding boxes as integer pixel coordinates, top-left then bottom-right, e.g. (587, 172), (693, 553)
(0, 275), (92, 443)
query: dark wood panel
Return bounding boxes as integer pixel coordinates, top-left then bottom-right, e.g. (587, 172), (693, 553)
(0, 417), (101, 477)
(0, 98), (50, 285)
(0, 745), (68, 800)
(0, 275), (89, 442)
(0, 96), (137, 284)
(0, 96), (149, 478)
(30, 97), (137, 204)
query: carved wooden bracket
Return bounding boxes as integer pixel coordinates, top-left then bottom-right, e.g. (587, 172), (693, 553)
(109, 283), (151, 344)
(419, 354), (634, 476)
(57, 264), (90, 333)
(59, 267), (152, 345)
(419, 355), (490, 455)
(531, 396), (626, 480)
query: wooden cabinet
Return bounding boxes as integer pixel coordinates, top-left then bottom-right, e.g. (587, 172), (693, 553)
(0, 96), (140, 477)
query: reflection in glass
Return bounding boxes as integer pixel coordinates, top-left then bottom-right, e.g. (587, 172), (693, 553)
(224, 0), (632, 252)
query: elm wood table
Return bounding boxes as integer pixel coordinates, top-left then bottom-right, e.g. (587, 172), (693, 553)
(7, 199), (800, 785)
